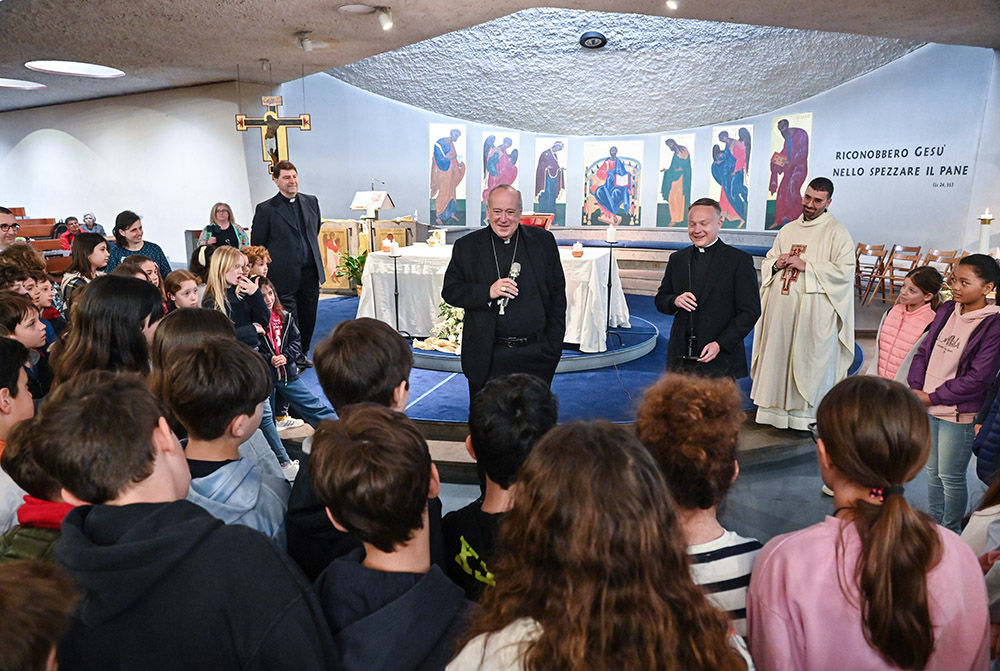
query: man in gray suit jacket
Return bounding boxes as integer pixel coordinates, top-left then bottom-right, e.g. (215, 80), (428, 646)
(251, 160), (324, 366)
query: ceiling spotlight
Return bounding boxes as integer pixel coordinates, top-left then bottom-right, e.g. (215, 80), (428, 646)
(377, 7), (393, 31)
(579, 31), (607, 49)
(24, 60), (124, 78)
(665, 0), (679, 9)
(298, 31), (313, 52)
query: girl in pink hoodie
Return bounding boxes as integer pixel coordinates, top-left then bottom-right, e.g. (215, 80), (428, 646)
(876, 266), (943, 381)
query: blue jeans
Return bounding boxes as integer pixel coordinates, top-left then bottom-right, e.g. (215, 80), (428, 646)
(260, 396), (291, 465)
(270, 377), (337, 428)
(926, 416), (975, 532)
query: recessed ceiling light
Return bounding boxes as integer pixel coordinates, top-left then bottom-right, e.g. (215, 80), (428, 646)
(25, 60), (125, 79)
(338, 4), (377, 14)
(665, 0), (679, 10)
(378, 8), (393, 31)
(0, 78), (46, 90)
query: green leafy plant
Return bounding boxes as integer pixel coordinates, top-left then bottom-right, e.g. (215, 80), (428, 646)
(335, 250), (368, 286)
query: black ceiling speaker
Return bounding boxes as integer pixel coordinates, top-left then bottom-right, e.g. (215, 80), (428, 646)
(579, 31), (608, 49)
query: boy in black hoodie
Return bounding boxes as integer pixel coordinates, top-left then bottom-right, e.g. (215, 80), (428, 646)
(311, 404), (469, 671)
(27, 370), (339, 671)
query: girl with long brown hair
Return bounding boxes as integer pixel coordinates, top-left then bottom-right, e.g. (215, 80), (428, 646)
(748, 375), (989, 670)
(447, 421), (751, 671)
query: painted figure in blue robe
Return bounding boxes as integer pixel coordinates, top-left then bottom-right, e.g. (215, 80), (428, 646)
(431, 129), (466, 224)
(592, 146), (634, 225)
(534, 141), (565, 216)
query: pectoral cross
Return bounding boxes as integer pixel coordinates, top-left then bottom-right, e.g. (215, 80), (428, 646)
(235, 96), (311, 175)
(780, 244), (807, 295)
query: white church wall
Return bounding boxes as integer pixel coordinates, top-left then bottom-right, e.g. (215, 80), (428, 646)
(0, 82), (254, 264)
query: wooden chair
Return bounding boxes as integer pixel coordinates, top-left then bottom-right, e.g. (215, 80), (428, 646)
(923, 249), (960, 283)
(855, 243), (886, 299)
(862, 245), (922, 305)
(9, 207), (26, 217)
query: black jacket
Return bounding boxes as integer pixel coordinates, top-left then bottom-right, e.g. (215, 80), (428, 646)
(203, 286), (270, 348)
(315, 548), (471, 671)
(287, 459), (447, 582)
(654, 240), (761, 378)
(441, 225), (566, 390)
(251, 192), (324, 295)
(56, 501), (339, 670)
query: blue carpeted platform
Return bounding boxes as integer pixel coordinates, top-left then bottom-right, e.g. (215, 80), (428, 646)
(298, 294), (863, 425)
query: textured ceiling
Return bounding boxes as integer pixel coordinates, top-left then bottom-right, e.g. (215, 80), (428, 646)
(328, 9), (922, 135)
(0, 0), (995, 114)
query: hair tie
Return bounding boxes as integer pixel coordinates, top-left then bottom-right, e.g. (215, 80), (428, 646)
(869, 485), (904, 503)
(198, 246), (208, 267)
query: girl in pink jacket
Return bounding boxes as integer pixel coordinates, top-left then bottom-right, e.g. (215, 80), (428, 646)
(876, 266), (943, 381)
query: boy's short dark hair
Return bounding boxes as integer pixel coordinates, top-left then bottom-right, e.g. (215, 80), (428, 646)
(0, 337), (29, 398)
(313, 318), (412, 411)
(0, 560), (79, 671)
(0, 265), (30, 291)
(469, 373), (558, 488)
(3, 423), (62, 500)
(161, 337), (271, 441)
(310, 404), (430, 553)
(30, 371), (164, 505)
(0, 292), (38, 333)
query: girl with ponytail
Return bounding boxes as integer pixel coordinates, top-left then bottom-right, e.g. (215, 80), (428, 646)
(748, 375), (989, 670)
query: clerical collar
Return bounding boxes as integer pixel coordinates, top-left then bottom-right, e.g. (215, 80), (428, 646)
(280, 194), (296, 204)
(489, 227), (518, 245)
(695, 239), (720, 254)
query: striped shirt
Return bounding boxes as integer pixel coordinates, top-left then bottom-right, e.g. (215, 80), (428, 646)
(689, 530), (763, 636)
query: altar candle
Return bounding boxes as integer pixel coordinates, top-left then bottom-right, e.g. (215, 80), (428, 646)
(390, 240), (400, 256)
(979, 207), (994, 254)
(605, 227), (617, 243)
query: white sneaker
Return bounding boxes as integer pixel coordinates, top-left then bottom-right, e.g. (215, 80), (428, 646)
(281, 460), (300, 481)
(821, 484), (834, 496)
(276, 417), (305, 431)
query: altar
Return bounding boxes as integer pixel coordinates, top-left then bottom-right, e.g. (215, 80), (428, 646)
(356, 243), (630, 353)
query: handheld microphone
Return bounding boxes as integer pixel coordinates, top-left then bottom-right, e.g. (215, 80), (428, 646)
(498, 262), (521, 315)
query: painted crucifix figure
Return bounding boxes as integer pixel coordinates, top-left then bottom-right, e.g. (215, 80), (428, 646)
(780, 244), (807, 294)
(236, 96), (311, 174)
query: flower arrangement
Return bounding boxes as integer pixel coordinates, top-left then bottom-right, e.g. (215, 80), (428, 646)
(431, 301), (464, 347)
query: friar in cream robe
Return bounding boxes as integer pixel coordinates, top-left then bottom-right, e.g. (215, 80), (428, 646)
(750, 210), (855, 430)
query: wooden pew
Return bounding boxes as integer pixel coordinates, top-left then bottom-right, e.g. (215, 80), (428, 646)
(17, 218), (56, 239)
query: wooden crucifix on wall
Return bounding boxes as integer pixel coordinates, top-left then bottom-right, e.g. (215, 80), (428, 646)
(235, 96), (311, 175)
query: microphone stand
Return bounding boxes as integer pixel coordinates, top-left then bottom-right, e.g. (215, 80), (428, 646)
(389, 248), (412, 340)
(606, 240), (623, 348)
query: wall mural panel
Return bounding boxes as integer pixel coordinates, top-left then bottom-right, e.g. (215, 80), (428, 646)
(709, 124), (753, 229)
(583, 140), (643, 227)
(766, 113), (812, 230)
(481, 131), (520, 223)
(533, 137), (568, 226)
(429, 123), (467, 226)
(657, 134), (695, 227)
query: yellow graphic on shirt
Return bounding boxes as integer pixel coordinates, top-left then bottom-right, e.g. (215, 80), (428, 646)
(454, 535), (496, 586)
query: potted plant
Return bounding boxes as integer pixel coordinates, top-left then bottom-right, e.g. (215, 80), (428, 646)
(335, 250), (368, 295)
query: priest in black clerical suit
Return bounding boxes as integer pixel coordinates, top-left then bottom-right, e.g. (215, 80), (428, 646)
(251, 160), (324, 363)
(654, 197), (761, 378)
(442, 185), (566, 401)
